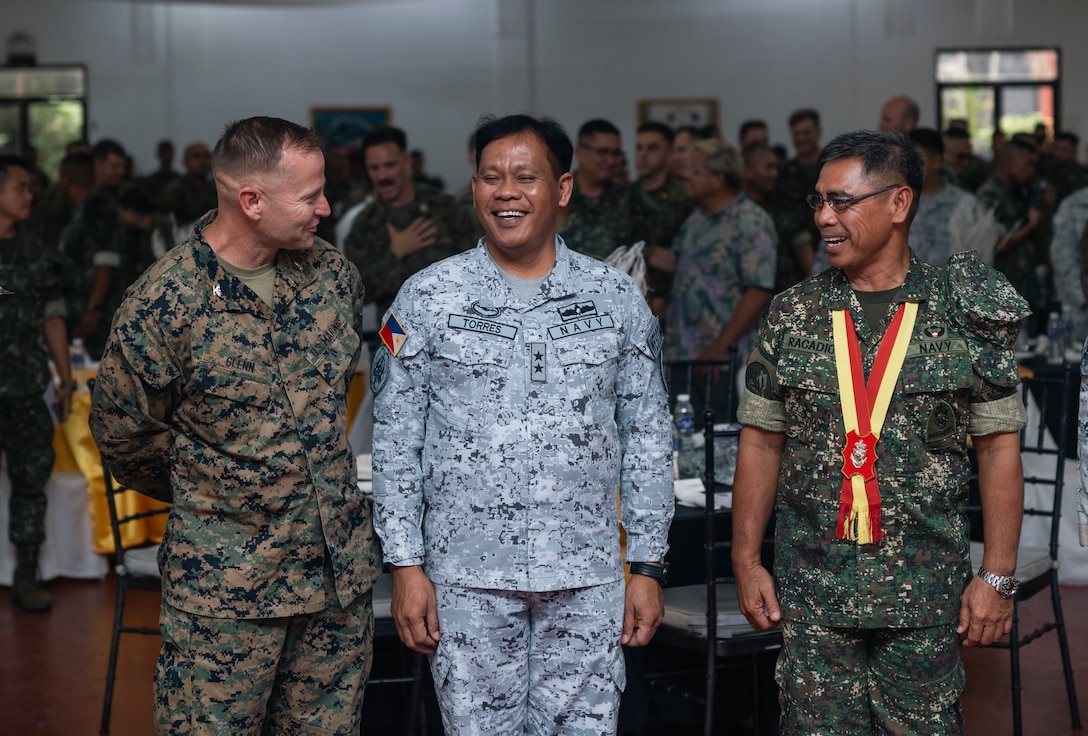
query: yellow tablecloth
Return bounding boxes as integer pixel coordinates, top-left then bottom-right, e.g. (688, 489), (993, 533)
(55, 392), (167, 555)
(64, 370), (368, 555)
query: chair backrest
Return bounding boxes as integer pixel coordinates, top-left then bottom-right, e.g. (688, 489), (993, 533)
(665, 347), (742, 426)
(1017, 362), (1078, 560)
(101, 464), (171, 579)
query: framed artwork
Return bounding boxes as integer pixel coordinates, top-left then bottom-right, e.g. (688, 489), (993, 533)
(637, 98), (720, 131)
(309, 105), (392, 149)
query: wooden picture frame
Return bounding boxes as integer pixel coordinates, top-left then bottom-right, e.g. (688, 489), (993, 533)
(309, 105), (392, 149)
(637, 98), (720, 131)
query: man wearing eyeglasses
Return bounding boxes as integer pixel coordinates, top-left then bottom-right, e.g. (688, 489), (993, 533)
(558, 118), (635, 260)
(732, 129), (1028, 733)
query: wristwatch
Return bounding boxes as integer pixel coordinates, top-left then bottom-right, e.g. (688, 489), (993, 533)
(978, 567), (1020, 599)
(629, 561), (669, 586)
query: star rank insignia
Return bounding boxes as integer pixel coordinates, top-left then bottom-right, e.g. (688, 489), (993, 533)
(530, 342), (546, 383)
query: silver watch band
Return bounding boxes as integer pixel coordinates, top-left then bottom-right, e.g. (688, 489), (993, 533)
(978, 566), (1020, 599)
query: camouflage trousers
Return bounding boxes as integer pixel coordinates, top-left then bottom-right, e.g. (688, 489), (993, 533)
(154, 589), (373, 736)
(0, 395), (55, 545)
(777, 619), (964, 735)
(431, 580), (627, 736)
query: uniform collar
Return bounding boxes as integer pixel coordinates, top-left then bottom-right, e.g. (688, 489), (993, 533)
(470, 235), (577, 311)
(190, 210), (319, 318)
(826, 252), (931, 328)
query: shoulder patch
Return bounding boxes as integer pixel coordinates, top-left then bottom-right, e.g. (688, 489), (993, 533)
(371, 345), (392, 395)
(745, 361), (775, 399)
(379, 311), (409, 356)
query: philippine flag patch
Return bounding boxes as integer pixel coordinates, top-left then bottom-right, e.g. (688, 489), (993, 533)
(379, 312), (409, 356)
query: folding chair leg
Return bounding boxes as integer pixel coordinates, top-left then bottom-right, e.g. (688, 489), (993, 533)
(1009, 603), (1023, 736)
(99, 579), (127, 735)
(1051, 584), (1082, 729)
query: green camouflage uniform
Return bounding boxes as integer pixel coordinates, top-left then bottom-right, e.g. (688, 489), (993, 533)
(29, 183), (75, 252)
(737, 251), (1029, 732)
(0, 225), (66, 545)
(977, 176), (1045, 311)
(57, 191), (130, 359)
(559, 177), (635, 261)
(157, 175), (217, 228)
(753, 191), (816, 292)
(631, 174), (694, 301)
(89, 210), (382, 734)
(343, 184), (479, 318)
(775, 158), (822, 254)
(663, 194), (777, 361)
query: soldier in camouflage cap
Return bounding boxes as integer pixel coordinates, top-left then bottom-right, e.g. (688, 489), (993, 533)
(733, 130), (1028, 733)
(343, 125), (480, 319)
(0, 155), (74, 612)
(90, 117), (381, 735)
(372, 113), (673, 735)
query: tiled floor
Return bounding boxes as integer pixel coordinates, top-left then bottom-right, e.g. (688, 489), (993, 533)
(1, 575), (1085, 735)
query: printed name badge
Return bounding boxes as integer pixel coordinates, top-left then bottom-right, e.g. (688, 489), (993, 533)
(379, 311), (409, 356)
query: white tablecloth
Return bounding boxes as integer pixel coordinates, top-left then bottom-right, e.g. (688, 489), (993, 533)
(0, 458), (108, 586)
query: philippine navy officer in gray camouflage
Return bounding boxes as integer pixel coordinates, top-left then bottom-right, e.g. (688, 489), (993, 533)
(90, 117), (381, 735)
(372, 113), (673, 735)
(732, 130), (1027, 734)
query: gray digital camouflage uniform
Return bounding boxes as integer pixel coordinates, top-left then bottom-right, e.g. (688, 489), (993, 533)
(0, 225), (66, 546)
(1080, 333), (1088, 547)
(909, 184), (1000, 267)
(738, 251), (1029, 731)
(372, 236), (673, 734)
(90, 210), (382, 734)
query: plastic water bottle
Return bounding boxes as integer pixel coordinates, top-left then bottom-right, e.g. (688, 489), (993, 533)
(1047, 312), (1064, 364)
(673, 393), (696, 477)
(70, 338), (88, 392)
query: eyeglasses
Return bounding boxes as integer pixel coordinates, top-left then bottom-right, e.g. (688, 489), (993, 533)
(805, 183), (903, 213)
(582, 146), (624, 159)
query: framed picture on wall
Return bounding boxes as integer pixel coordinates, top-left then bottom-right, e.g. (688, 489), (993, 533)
(637, 98), (720, 132)
(309, 106), (392, 149)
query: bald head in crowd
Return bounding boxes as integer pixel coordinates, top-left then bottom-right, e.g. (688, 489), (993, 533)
(879, 96), (920, 134)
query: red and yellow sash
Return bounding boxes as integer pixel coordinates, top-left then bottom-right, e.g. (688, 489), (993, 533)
(831, 302), (917, 544)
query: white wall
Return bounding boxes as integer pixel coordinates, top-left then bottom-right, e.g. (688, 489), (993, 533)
(6, 0), (1088, 185)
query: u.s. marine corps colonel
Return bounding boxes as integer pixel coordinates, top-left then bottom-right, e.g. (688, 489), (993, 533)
(89, 117), (381, 736)
(732, 130), (1028, 734)
(372, 114), (674, 736)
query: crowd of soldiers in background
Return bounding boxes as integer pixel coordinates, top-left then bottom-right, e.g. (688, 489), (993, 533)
(17, 96), (1088, 367)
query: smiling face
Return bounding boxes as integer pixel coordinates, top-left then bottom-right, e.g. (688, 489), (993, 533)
(365, 141), (414, 206)
(257, 147), (330, 251)
(576, 131), (623, 186)
(814, 157), (911, 282)
(472, 131), (572, 264)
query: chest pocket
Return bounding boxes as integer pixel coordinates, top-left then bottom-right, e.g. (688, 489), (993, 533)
(305, 328), (360, 389)
(430, 338), (510, 431)
(776, 350), (838, 441)
(552, 334), (621, 420)
(189, 363), (273, 444)
(899, 348), (975, 450)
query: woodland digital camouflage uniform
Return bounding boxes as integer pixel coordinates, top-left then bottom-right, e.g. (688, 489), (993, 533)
(90, 209), (383, 732)
(342, 183), (479, 317)
(0, 224), (66, 545)
(91, 210), (382, 619)
(631, 174), (694, 300)
(663, 193), (777, 361)
(775, 158), (822, 252)
(559, 177), (636, 261)
(738, 251), (1028, 728)
(754, 191), (815, 293)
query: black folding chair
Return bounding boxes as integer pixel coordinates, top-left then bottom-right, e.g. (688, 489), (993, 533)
(98, 463), (170, 735)
(969, 362), (1081, 736)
